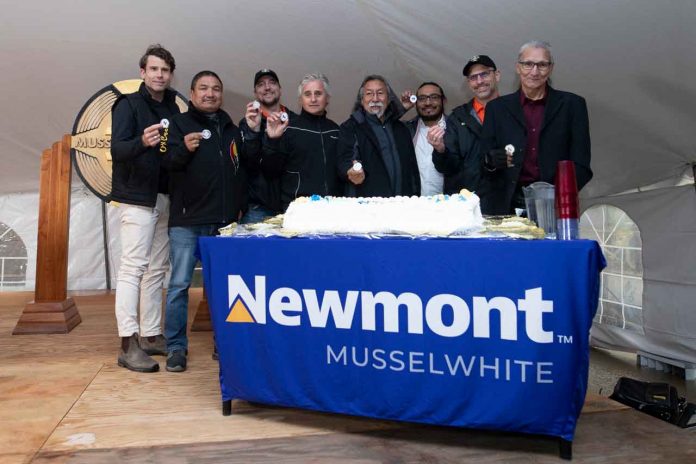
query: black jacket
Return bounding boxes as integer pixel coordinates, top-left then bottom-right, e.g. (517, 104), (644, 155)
(262, 110), (342, 211)
(163, 104), (260, 227)
(479, 87), (592, 215)
(433, 101), (485, 194)
(337, 108), (420, 197)
(110, 83), (180, 206)
(239, 107), (297, 213)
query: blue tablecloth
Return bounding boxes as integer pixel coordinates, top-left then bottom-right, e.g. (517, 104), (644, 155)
(199, 236), (605, 441)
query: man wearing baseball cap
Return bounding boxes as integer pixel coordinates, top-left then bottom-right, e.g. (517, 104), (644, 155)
(239, 69), (297, 223)
(428, 54), (501, 194)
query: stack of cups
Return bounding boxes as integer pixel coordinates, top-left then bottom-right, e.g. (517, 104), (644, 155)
(555, 160), (579, 240)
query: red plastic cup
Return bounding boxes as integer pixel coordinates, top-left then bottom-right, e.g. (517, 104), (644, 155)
(555, 160), (579, 220)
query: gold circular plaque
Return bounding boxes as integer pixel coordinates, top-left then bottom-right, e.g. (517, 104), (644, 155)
(71, 79), (187, 201)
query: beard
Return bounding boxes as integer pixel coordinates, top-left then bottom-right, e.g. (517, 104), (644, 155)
(260, 95), (280, 107)
(418, 109), (443, 122)
(366, 102), (385, 118)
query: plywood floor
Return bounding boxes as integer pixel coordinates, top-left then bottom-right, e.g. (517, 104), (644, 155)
(1, 290), (694, 464)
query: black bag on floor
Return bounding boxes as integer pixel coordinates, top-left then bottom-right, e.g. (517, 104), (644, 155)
(610, 377), (696, 428)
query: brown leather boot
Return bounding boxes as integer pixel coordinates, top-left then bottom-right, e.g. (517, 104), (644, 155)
(117, 334), (159, 373)
(139, 334), (167, 356)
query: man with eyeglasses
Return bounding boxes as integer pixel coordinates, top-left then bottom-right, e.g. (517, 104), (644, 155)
(401, 82), (447, 196)
(337, 75), (420, 197)
(428, 55), (501, 194)
(479, 41), (592, 215)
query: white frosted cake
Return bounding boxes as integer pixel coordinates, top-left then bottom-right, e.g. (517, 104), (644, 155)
(282, 190), (484, 236)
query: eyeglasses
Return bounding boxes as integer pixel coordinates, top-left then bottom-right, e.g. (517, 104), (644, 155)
(364, 90), (387, 98)
(518, 61), (553, 72)
(416, 94), (442, 103)
(466, 70), (493, 82)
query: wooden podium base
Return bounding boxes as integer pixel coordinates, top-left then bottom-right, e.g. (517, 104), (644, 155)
(191, 297), (212, 332)
(13, 298), (81, 335)
(13, 135), (82, 335)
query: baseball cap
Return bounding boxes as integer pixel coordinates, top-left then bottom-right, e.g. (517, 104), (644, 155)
(254, 69), (279, 87)
(462, 55), (497, 76)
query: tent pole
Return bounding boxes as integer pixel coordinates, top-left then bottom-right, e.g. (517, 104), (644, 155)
(101, 201), (111, 291)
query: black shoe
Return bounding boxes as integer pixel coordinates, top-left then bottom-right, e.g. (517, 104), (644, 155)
(166, 350), (187, 372)
(212, 345), (219, 361)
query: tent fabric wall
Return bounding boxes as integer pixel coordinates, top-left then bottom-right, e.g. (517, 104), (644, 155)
(0, 179), (123, 291)
(583, 185), (696, 364)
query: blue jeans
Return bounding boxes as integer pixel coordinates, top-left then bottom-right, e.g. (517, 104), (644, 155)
(239, 203), (275, 224)
(165, 224), (220, 353)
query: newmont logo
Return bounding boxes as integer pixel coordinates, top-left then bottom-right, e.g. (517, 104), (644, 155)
(227, 275), (554, 343)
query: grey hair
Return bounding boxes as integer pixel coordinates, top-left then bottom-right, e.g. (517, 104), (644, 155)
(518, 40), (554, 63)
(352, 74), (400, 113)
(297, 73), (331, 97)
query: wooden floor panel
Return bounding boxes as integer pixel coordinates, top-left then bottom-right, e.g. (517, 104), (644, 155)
(1, 290), (692, 463)
(31, 408), (696, 463)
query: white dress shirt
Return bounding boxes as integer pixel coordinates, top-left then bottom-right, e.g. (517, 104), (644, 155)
(413, 116), (445, 196)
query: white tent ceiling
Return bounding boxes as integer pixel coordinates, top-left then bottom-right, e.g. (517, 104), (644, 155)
(1, 0), (694, 196)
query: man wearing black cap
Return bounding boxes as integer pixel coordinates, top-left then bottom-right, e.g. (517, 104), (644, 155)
(479, 41), (592, 215)
(427, 55), (500, 194)
(239, 69), (297, 223)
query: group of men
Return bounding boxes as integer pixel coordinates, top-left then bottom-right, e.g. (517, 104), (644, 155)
(111, 40), (592, 373)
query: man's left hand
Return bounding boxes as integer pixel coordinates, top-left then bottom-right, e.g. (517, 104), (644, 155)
(265, 112), (289, 139)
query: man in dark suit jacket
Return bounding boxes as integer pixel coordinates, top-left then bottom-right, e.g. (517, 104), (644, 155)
(479, 41), (592, 215)
(337, 75), (420, 197)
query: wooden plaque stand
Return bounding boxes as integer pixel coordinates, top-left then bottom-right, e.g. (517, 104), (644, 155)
(191, 285), (211, 332)
(13, 134), (81, 334)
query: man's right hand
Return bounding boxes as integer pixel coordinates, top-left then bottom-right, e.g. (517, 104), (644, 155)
(184, 132), (203, 153)
(347, 160), (365, 185)
(244, 102), (262, 132)
(141, 123), (163, 147)
(485, 148), (511, 169)
(400, 90), (415, 111)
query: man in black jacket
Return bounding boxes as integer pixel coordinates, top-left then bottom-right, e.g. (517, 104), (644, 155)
(263, 73), (343, 210)
(337, 75), (420, 197)
(479, 41), (592, 215)
(111, 44), (180, 373)
(162, 71), (261, 372)
(239, 69), (296, 222)
(427, 55), (501, 195)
